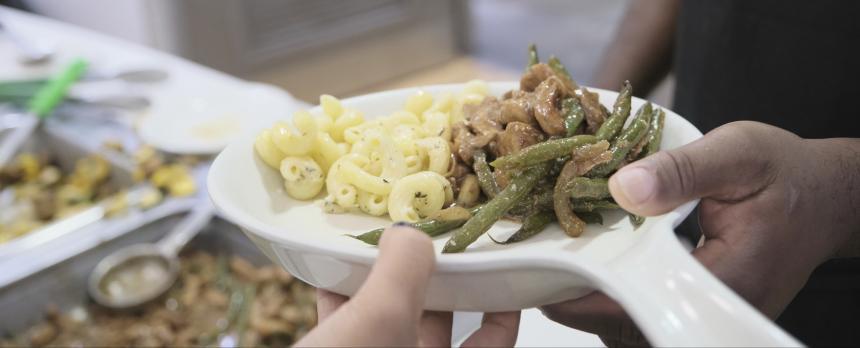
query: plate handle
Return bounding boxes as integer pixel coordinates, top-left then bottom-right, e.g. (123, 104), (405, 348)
(555, 218), (803, 347)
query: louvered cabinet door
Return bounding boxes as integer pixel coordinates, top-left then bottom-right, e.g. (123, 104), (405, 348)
(170, 0), (466, 101)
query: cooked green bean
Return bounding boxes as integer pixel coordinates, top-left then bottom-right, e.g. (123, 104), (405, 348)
(546, 56), (577, 83)
(578, 211), (604, 225)
(509, 180), (559, 217)
(548, 56), (570, 79)
(490, 135), (597, 170)
(588, 117), (649, 177)
(493, 210), (555, 244)
(350, 219), (461, 246)
(563, 97), (585, 137)
(594, 80), (633, 141)
(235, 284), (256, 347)
(351, 206), (483, 246)
(199, 256), (238, 346)
(473, 151), (499, 199)
(634, 102), (653, 124)
(214, 254), (230, 291)
(527, 44), (539, 67)
(571, 199), (620, 212)
(627, 102), (655, 161)
(443, 163), (549, 253)
(644, 108), (665, 157)
(508, 179), (549, 217)
(564, 177), (610, 200)
(533, 188), (554, 210)
(548, 55), (579, 95)
(629, 214), (645, 228)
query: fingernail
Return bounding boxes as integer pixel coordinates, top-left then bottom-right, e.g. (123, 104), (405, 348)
(392, 221), (412, 228)
(613, 166), (656, 206)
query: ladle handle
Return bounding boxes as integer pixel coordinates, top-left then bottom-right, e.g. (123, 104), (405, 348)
(157, 200), (215, 257)
(0, 113), (37, 166)
(561, 219), (803, 347)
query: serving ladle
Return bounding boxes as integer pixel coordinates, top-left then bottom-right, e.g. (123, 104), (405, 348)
(88, 201), (215, 309)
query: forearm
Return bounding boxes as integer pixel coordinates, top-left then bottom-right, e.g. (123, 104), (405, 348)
(592, 0), (679, 95)
(805, 138), (860, 258)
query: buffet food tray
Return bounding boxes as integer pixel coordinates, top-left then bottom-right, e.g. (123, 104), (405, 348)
(0, 125), (136, 256)
(0, 109), (204, 284)
(0, 216), (267, 334)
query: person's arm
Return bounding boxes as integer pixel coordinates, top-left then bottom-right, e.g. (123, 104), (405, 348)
(592, 0), (680, 95)
(810, 138), (860, 258)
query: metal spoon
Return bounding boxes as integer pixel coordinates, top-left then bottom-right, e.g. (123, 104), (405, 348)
(0, 68), (169, 93)
(68, 94), (151, 110)
(0, 91), (151, 110)
(88, 201), (215, 309)
(84, 68), (169, 83)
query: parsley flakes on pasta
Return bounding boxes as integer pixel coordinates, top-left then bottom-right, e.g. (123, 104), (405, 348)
(254, 81), (490, 222)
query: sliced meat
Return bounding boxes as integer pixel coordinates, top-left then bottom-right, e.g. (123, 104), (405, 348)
(452, 122), (494, 165)
(500, 91), (538, 126)
(446, 162), (472, 196)
(520, 63), (576, 95)
(452, 122), (476, 164)
(497, 122), (545, 157)
(571, 140), (612, 176)
(466, 97), (503, 137)
(532, 77), (567, 136)
(553, 160), (586, 237)
(453, 97), (504, 164)
(578, 87), (607, 133)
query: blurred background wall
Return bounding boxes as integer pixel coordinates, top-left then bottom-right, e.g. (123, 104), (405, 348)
(18, 0), (675, 104)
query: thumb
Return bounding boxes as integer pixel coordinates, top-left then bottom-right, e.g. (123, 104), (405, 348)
(608, 121), (780, 216)
(351, 223), (436, 315)
(296, 224), (435, 347)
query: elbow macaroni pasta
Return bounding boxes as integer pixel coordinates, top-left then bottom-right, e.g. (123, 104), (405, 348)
(270, 111), (317, 156)
(387, 172), (452, 222)
(254, 129), (286, 168)
(416, 137), (451, 175)
(254, 82), (489, 220)
(279, 156), (325, 200)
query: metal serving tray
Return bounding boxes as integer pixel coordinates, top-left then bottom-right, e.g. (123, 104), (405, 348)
(0, 215), (267, 334)
(0, 125), (136, 257)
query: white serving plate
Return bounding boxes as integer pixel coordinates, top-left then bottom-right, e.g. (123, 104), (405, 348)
(138, 82), (298, 155)
(208, 82), (801, 346)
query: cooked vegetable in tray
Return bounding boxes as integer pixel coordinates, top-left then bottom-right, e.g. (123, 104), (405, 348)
(0, 143), (198, 245)
(1, 251), (316, 347)
(0, 153), (117, 243)
(255, 45), (666, 252)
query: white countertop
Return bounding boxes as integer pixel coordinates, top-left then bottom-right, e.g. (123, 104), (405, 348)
(0, 6), (604, 347)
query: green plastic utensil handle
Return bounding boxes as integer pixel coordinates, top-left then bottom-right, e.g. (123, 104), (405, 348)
(27, 58), (88, 118)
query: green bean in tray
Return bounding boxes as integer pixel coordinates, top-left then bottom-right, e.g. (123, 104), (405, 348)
(353, 44), (666, 253)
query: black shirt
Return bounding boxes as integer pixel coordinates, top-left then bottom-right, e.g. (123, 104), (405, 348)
(673, 1), (860, 346)
(675, 0), (860, 138)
